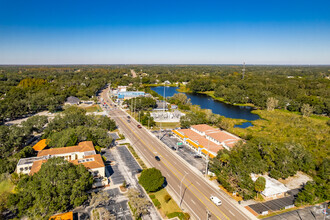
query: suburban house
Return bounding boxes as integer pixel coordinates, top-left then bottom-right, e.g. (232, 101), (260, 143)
(16, 141), (106, 186)
(172, 124), (242, 158)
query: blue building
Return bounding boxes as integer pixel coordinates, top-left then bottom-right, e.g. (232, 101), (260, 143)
(118, 91), (145, 99)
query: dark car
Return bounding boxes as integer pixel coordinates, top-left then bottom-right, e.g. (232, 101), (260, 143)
(171, 146), (177, 151)
(137, 125), (142, 129)
(127, 120), (131, 123)
(127, 116), (131, 119)
(155, 156), (161, 161)
(194, 154), (202, 158)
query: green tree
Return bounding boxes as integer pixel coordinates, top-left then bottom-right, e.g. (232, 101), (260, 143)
(8, 157), (93, 218)
(138, 168), (164, 192)
(254, 176), (266, 194)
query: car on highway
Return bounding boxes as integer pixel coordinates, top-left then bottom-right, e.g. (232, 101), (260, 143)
(137, 125), (142, 129)
(127, 120), (131, 123)
(210, 196), (222, 206)
(155, 156), (161, 161)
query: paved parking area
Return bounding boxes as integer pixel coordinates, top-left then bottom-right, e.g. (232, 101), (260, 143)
(116, 145), (141, 175)
(152, 130), (206, 174)
(107, 200), (133, 220)
(265, 203), (329, 220)
(248, 189), (300, 214)
(102, 149), (126, 185)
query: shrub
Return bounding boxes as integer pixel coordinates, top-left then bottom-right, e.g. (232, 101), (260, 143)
(164, 194), (171, 203)
(138, 168), (164, 192)
(152, 198), (161, 209)
(167, 212), (190, 220)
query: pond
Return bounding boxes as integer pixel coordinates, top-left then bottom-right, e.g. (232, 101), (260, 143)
(150, 86), (259, 127)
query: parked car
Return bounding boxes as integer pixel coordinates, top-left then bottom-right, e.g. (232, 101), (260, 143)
(210, 196), (222, 206)
(137, 125), (142, 129)
(171, 147), (177, 151)
(127, 116), (131, 119)
(194, 154), (202, 158)
(127, 120), (131, 123)
(155, 156), (161, 161)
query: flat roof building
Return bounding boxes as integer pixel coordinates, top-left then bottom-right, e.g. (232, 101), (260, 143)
(117, 91), (145, 99)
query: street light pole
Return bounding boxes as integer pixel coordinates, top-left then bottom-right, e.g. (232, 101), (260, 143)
(180, 173), (188, 208)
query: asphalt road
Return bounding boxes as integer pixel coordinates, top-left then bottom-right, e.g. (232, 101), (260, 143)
(100, 87), (253, 220)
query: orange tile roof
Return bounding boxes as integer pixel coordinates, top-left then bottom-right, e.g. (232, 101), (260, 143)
(49, 211), (73, 220)
(30, 154), (104, 175)
(178, 129), (223, 153)
(191, 124), (218, 134)
(30, 159), (47, 175)
(37, 141), (95, 157)
(207, 131), (241, 148)
(71, 154), (105, 169)
(33, 139), (48, 151)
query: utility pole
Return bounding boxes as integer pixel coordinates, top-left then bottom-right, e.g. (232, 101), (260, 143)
(180, 173), (188, 209)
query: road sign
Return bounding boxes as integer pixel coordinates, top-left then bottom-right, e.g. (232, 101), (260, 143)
(177, 142), (183, 146)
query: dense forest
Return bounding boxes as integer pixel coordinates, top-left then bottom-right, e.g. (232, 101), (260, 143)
(0, 66), (130, 123)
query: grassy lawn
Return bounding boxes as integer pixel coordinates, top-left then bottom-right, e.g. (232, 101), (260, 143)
(83, 105), (102, 112)
(0, 178), (14, 194)
(150, 188), (182, 217)
(155, 122), (180, 129)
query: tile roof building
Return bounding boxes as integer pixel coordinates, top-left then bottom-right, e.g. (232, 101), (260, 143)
(172, 124), (242, 158)
(17, 141), (105, 180)
(32, 139), (48, 151)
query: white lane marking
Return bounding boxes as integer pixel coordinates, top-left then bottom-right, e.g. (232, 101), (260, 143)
(144, 149), (147, 152)
(165, 153), (168, 156)
(229, 210), (235, 216)
(184, 171), (189, 175)
(191, 200), (196, 205)
(196, 181), (201, 186)
(173, 161), (177, 165)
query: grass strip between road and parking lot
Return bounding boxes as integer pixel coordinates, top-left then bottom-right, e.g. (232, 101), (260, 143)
(149, 188), (190, 220)
(126, 144), (147, 169)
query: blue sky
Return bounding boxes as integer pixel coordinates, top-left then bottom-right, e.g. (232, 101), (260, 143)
(0, 0), (330, 64)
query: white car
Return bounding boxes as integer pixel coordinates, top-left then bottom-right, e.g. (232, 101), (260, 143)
(210, 196), (222, 206)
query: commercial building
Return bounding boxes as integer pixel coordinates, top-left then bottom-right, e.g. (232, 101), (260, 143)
(17, 141), (106, 183)
(172, 124), (242, 158)
(251, 174), (290, 200)
(117, 91), (145, 99)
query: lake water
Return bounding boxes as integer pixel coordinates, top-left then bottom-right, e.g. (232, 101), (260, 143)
(150, 86), (259, 128)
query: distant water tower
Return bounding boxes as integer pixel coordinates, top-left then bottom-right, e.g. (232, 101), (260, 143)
(242, 62), (246, 79)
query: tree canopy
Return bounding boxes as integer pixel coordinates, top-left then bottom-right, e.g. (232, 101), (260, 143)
(8, 157), (93, 218)
(138, 168), (164, 192)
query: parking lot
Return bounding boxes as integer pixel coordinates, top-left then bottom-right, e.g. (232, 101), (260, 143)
(152, 130), (207, 174)
(248, 189), (299, 214)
